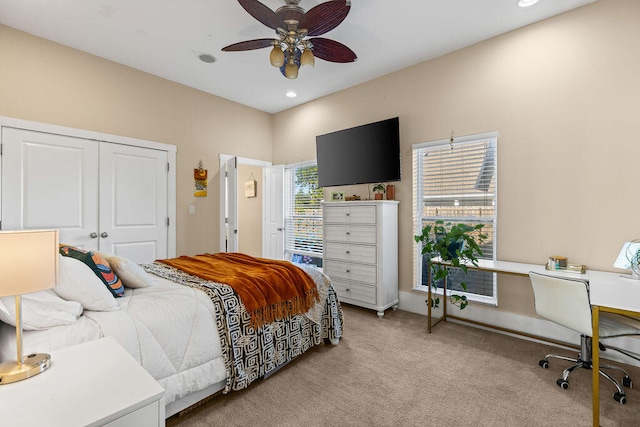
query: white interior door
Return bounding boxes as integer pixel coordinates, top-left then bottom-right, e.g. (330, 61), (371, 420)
(264, 165), (284, 259)
(220, 156), (238, 252)
(99, 143), (168, 262)
(1, 127), (100, 250)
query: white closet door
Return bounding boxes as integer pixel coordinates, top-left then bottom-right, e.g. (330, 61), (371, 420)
(99, 143), (168, 262)
(1, 128), (100, 250)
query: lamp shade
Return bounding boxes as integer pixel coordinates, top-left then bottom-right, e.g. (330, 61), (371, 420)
(0, 230), (59, 297)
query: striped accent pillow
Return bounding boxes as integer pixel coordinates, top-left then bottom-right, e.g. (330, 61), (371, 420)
(59, 244), (124, 297)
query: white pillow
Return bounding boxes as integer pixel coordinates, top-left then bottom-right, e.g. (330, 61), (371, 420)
(54, 255), (119, 312)
(0, 290), (82, 331)
(100, 253), (154, 289)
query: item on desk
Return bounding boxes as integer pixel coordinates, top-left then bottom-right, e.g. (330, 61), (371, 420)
(567, 264), (586, 274)
(547, 256), (567, 270)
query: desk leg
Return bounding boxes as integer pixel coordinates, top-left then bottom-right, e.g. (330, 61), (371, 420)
(427, 263), (432, 333)
(443, 274), (447, 322)
(592, 306), (600, 427)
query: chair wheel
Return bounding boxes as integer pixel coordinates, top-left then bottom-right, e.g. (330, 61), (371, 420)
(623, 376), (633, 388)
(557, 379), (569, 389)
(539, 360), (549, 369)
(613, 392), (627, 404)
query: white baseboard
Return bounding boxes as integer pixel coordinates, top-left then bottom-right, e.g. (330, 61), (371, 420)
(398, 291), (640, 367)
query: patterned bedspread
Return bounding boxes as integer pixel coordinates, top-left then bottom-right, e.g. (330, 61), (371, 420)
(142, 261), (343, 392)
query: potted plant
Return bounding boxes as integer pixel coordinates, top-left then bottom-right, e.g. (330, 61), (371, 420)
(372, 183), (386, 200)
(414, 220), (487, 309)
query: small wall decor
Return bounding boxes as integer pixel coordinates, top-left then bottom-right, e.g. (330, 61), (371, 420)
(244, 173), (257, 198)
(194, 160), (208, 197)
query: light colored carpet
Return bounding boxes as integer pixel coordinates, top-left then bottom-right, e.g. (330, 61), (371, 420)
(167, 304), (640, 426)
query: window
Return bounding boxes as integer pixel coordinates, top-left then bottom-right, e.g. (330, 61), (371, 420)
(283, 162), (324, 268)
(413, 132), (497, 305)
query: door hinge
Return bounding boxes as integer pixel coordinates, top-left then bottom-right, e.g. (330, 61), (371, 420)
(0, 143), (3, 156)
(166, 217), (170, 226)
(225, 170), (228, 178)
(167, 162), (170, 172)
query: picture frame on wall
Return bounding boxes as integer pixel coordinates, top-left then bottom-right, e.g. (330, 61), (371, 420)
(331, 191), (345, 202)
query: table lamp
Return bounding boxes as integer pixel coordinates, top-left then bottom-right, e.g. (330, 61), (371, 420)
(0, 229), (59, 385)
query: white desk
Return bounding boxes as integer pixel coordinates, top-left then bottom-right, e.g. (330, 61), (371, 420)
(0, 337), (165, 426)
(588, 271), (640, 427)
(426, 259), (640, 427)
(426, 258), (587, 333)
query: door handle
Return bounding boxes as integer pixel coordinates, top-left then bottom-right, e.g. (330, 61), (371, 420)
(277, 227), (284, 231)
(90, 232), (98, 238)
(101, 232), (109, 238)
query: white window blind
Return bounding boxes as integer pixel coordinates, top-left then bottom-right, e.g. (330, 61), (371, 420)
(413, 132), (497, 304)
(283, 163), (324, 260)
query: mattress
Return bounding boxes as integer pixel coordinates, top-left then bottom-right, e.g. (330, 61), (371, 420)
(0, 274), (226, 407)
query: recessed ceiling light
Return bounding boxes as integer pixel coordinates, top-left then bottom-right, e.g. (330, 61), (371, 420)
(518, 0), (539, 7)
(198, 53), (216, 64)
(286, 91), (297, 98)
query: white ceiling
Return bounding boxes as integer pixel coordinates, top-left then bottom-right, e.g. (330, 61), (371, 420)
(0, 0), (596, 114)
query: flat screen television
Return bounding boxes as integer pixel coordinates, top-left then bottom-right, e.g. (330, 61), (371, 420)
(316, 117), (400, 187)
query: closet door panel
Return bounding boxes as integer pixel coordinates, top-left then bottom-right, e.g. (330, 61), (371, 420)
(99, 143), (168, 263)
(1, 128), (99, 250)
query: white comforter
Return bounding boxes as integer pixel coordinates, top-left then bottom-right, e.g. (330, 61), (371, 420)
(0, 275), (226, 406)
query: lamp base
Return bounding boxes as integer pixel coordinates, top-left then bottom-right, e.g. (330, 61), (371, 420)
(0, 353), (51, 385)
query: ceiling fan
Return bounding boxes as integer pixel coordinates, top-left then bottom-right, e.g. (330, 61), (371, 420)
(222, 0), (357, 79)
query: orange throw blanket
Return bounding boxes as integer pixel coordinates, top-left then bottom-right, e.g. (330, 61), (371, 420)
(158, 252), (319, 328)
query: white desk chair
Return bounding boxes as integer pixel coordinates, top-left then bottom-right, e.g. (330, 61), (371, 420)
(529, 272), (640, 404)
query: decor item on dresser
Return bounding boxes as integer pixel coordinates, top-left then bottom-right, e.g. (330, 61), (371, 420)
(415, 220), (487, 310)
(0, 229), (58, 385)
(331, 191), (345, 202)
(372, 183), (386, 200)
(322, 200), (399, 318)
(0, 251), (343, 418)
(386, 184), (395, 200)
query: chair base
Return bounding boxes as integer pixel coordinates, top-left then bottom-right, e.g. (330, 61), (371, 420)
(539, 335), (632, 404)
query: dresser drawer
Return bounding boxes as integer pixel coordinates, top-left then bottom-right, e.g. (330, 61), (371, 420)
(324, 205), (376, 224)
(331, 279), (377, 305)
(324, 224), (377, 244)
(324, 242), (377, 264)
(325, 260), (377, 285)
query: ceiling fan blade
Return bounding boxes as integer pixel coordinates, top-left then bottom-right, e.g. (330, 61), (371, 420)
(222, 38), (275, 52)
(310, 38), (357, 63)
(238, 0), (286, 30)
(299, 1), (351, 37)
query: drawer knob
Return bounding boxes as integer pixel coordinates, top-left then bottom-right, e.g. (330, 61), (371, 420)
(346, 232), (350, 235)
(346, 250), (350, 254)
(346, 288), (350, 292)
(346, 269), (350, 273)
(346, 213), (350, 216)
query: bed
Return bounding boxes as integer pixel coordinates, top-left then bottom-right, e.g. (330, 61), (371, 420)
(0, 250), (343, 418)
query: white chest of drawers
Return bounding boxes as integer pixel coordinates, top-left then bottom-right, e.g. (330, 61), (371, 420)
(322, 200), (399, 317)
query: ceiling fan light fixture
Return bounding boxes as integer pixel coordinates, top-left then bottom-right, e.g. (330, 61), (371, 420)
(284, 60), (298, 79)
(300, 48), (315, 67)
(270, 45), (285, 67)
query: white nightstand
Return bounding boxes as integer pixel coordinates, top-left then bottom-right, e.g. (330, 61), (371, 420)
(0, 337), (165, 426)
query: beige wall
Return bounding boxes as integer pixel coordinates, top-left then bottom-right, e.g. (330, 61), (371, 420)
(0, 24), (273, 256)
(2, 0), (638, 319)
(272, 0), (640, 316)
(237, 164), (263, 257)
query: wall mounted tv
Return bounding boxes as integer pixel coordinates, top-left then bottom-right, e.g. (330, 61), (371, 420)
(316, 117), (401, 188)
